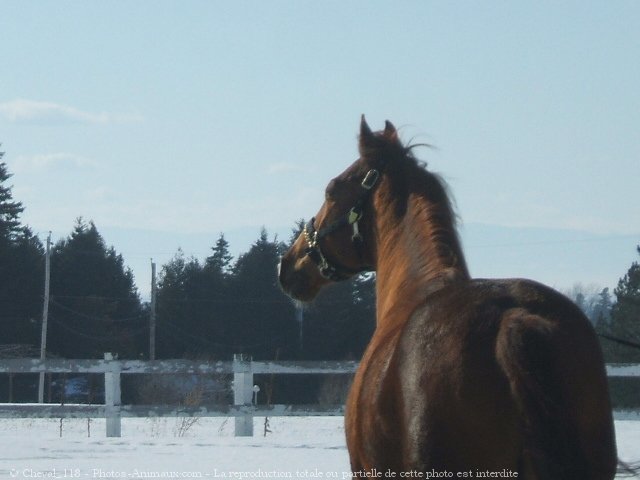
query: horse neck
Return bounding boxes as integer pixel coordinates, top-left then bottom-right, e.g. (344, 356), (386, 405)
(372, 175), (470, 331)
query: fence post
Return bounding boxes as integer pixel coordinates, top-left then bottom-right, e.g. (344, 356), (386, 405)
(104, 353), (121, 437)
(233, 354), (253, 437)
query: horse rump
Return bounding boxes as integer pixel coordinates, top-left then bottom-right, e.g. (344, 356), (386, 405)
(496, 308), (618, 479)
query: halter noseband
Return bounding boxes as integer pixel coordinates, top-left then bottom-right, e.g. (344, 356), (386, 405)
(302, 169), (379, 281)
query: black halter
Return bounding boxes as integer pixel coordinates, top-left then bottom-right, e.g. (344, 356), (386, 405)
(303, 169), (379, 281)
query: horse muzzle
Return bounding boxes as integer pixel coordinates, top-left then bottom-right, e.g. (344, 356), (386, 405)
(278, 252), (326, 302)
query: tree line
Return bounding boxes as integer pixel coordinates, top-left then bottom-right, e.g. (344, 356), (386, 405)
(0, 156), (375, 365)
(1, 153), (639, 403)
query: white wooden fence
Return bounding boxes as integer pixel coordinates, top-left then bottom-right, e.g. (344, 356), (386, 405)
(0, 353), (358, 437)
(0, 354), (638, 438)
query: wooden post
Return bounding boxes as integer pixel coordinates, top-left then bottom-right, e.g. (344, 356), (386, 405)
(150, 260), (157, 360)
(104, 353), (121, 437)
(233, 354), (253, 437)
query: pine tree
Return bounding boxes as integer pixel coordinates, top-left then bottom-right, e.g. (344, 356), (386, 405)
(205, 233), (233, 275)
(602, 246), (640, 362)
(231, 228), (297, 359)
(302, 274), (376, 361)
(0, 155), (43, 351)
(288, 219), (305, 246)
(0, 153), (26, 244)
(48, 219), (144, 358)
(593, 287), (613, 327)
(156, 249), (213, 358)
(564, 283), (602, 323)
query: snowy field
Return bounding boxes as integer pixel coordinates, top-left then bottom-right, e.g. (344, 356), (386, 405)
(1, 416), (638, 479)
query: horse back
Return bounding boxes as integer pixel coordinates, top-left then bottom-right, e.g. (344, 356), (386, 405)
(347, 278), (617, 478)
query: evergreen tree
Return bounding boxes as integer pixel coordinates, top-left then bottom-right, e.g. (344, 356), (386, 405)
(2, 228), (45, 345)
(288, 219), (305, 246)
(564, 283), (601, 324)
(48, 219), (145, 358)
(0, 153), (26, 244)
(205, 233), (233, 275)
(302, 274), (376, 360)
(201, 234), (235, 356)
(231, 228), (297, 360)
(153, 224), (378, 365)
(156, 250), (188, 357)
(0, 155), (44, 350)
(156, 241), (239, 359)
(593, 287), (613, 328)
(157, 230), (298, 360)
(599, 246), (640, 362)
(156, 250), (218, 358)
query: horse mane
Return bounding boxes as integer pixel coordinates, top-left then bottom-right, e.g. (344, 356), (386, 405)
(371, 131), (470, 287)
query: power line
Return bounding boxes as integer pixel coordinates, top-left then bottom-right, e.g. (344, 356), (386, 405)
(598, 332), (640, 351)
(50, 316), (149, 340)
(157, 316), (290, 351)
(157, 296), (293, 305)
(50, 294), (143, 302)
(49, 298), (147, 323)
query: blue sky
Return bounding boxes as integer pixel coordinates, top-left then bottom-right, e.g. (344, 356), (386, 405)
(1, 1), (639, 299)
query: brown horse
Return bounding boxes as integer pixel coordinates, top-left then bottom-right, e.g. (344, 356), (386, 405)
(278, 117), (617, 479)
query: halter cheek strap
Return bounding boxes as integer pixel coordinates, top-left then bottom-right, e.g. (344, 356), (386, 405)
(302, 169), (379, 281)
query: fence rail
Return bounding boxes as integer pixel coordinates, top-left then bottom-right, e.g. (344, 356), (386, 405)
(606, 364), (640, 377)
(0, 354), (357, 437)
(1, 355), (638, 438)
(0, 358), (359, 375)
(0, 403), (346, 418)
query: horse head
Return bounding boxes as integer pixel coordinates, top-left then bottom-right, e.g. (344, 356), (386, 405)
(278, 116), (400, 301)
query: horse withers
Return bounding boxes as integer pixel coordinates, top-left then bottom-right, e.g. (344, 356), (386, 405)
(278, 117), (617, 479)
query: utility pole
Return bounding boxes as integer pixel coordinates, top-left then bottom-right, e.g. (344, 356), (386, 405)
(150, 260), (157, 360)
(38, 232), (52, 403)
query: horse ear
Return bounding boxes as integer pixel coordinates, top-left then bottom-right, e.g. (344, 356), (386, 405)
(359, 115), (376, 153)
(384, 120), (397, 138)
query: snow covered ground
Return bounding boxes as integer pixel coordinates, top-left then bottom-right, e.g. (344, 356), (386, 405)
(0, 416), (638, 479)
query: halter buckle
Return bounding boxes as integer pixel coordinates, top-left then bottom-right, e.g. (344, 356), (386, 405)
(361, 169), (379, 190)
